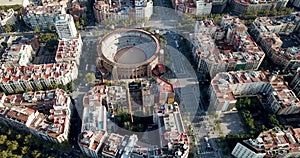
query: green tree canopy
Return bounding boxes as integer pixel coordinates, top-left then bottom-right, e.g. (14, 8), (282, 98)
(0, 135), (7, 145)
(85, 73), (96, 84)
(3, 25), (12, 33)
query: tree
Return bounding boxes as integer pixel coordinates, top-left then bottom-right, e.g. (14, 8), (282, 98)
(85, 73), (96, 84)
(21, 146), (28, 155)
(0, 151), (8, 158)
(160, 37), (167, 47)
(145, 27), (152, 32)
(0, 135), (7, 145)
(59, 141), (72, 152)
(47, 25), (55, 32)
(75, 21), (82, 30)
(6, 140), (18, 151)
(15, 134), (22, 140)
(24, 134), (32, 145)
(35, 85), (43, 91)
(80, 19), (85, 26)
(57, 84), (67, 91)
(48, 84), (58, 90)
(31, 150), (41, 158)
(1, 42), (7, 48)
(67, 81), (75, 91)
(3, 25), (11, 33)
(33, 26), (40, 33)
(25, 87), (33, 92)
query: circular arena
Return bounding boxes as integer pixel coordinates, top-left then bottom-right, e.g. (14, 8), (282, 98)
(97, 28), (160, 79)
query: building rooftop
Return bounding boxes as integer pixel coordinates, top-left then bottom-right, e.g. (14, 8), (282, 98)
(242, 127), (300, 156)
(56, 36), (81, 61)
(155, 103), (189, 156)
(192, 16), (265, 65)
(252, 16), (300, 61)
(211, 71), (300, 110)
(79, 130), (107, 151)
(23, 4), (65, 16)
(233, 0), (285, 5)
(106, 86), (127, 110)
(102, 133), (124, 157)
(156, 78), (173, 93)
(1, 44), (33, 66)
(1, 89), (71, 139)
(81, 86), (107, 132)
(94, 0), (150, 15)
(0, 61), (77, 83)
(0, 8), (15, 26)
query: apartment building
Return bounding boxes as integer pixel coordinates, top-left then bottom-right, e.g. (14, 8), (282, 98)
(55, 14), (78, 40)
(13, 35), (40, 52)
(69, 3), (86, 22)
(0, 89), (72, 143)
(0, 9), (17, 27)
(79, 130), (109, 158)
(230, 0), (288, 14)
(1, 44), (34, 67)
(232, 127), (300, 158)
(175, 0), (212, 15)
(195, 0), (212, 15)
(250, 15), (300, 73)
(23, 4), (66, 29)
(156, 77), (175, 104)
(211, 0), (227, 14)
(55, 35), (82, 65)
(93, 0), (153, 22)
(0, 61), (78, 93)
(292, 0), (300, 8)
(0, 0), (30, 7)
(209, 71), (300, 115)
(190, 16), (265, 79)
(153, 102), (189, 158)
(78, 85), (141, 158)
(106, 85), (128, 111)
(78, 85), (107, 157)
(290, 68), (300, 98)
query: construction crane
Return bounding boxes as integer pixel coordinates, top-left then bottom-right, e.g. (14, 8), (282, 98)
(126, 82), (134, 123)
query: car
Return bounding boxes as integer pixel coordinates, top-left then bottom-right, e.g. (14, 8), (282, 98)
(207, 143), (211, 148)
(204, 137), (208, 142)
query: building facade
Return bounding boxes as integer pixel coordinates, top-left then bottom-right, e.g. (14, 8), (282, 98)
(190, 16), (265, 79)
(97, 29), (160, 80)
(195, 0), (213, 15)
(93, 0), (153, 22)
(1, 43), (35, 67)
(0, 9), (17, 28)
(22, 5), (66, 29)
(0, 89), (72, 143)
(55, 35), (82, 65)
(229, 0), (288, 14)
(0, 0), (30, 7)
(55, 14), (78, 40)
(232, 127), (300, 158)
(290, 68), (300, 98)
(209, 71), (300, 115)
(250, 15), (300, 73)
(0, 62), (78, 93)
